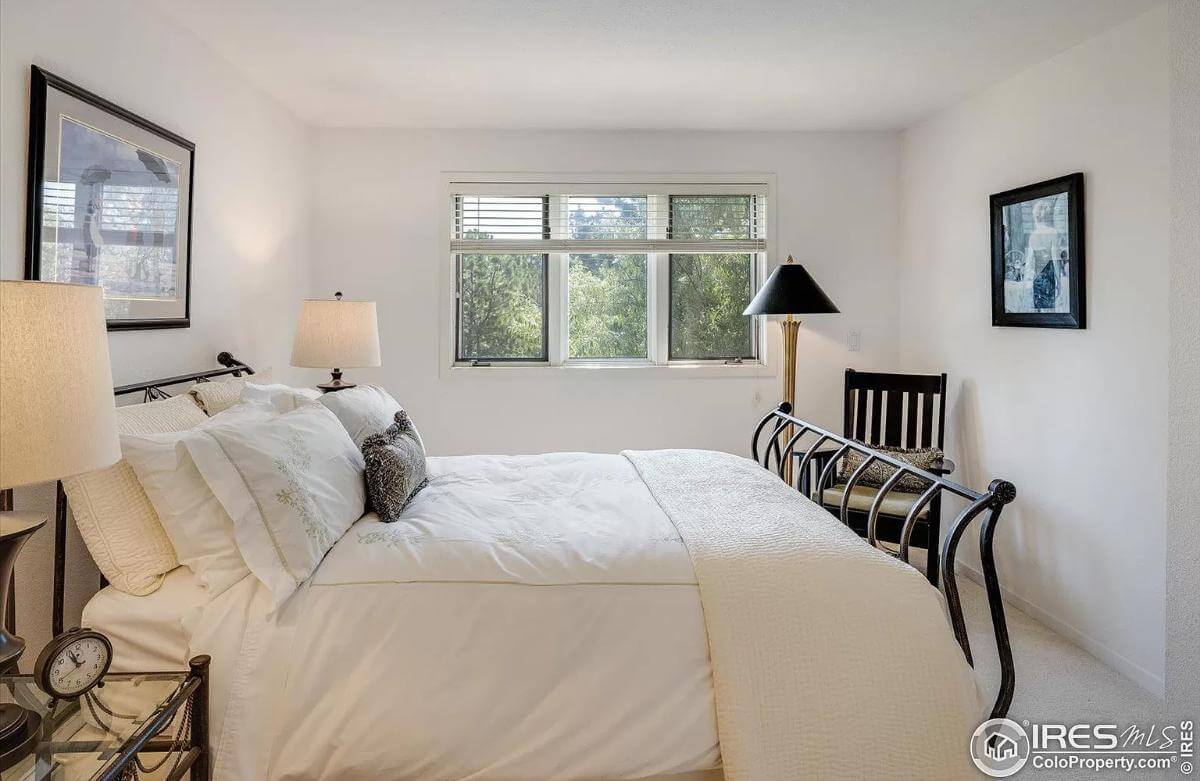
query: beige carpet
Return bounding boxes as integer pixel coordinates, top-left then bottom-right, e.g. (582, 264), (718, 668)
(954, 571), (1165, 726)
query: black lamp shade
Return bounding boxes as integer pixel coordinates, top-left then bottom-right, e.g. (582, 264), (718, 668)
(742, 262), (839, 316)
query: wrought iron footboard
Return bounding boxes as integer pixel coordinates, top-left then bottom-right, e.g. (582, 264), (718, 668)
(751, 402), (1017, 719)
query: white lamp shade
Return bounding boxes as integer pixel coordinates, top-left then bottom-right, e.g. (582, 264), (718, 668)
(291, 298), (381, 369)
(0, 281), (120, 488)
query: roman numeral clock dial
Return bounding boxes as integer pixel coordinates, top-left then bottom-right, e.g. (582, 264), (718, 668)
(34, 628), (113, 700)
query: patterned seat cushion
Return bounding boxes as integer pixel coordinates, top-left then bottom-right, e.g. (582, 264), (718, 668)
(361, 410), (429, 522)
(837, 443), (943, 494)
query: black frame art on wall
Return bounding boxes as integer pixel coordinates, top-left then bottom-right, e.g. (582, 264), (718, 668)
(25, 65), (195, 330)
(990, 172), (1085, 329)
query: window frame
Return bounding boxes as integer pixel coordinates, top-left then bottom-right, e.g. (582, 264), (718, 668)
(442, 173), (777, 374)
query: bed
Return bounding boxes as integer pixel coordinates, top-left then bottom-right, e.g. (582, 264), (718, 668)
(55, 354), (1017, 781)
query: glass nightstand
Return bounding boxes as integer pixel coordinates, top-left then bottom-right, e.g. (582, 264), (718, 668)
(1, 655), (209, 781)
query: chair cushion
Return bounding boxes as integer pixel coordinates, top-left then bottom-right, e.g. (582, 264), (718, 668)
(821, 484), (929, 519)
(838, 443), (942, 493)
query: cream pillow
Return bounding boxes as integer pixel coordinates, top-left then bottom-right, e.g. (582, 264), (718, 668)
(61, 394), (205, 595)
(185, 404), (366, 608)
(189, 368), (273, 416)
(121, 403), (277, 597)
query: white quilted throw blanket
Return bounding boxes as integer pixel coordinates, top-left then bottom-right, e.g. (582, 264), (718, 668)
(623, 449), (985, 780)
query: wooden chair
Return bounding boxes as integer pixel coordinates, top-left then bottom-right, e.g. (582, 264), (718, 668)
(818, 369), (954, 584)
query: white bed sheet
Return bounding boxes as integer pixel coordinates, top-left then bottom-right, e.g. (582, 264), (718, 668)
(82, 565), (210, 672)
(198, 452), (722, 781)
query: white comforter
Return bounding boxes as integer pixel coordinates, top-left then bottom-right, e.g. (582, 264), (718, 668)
(181, 451), (983, 780)
(199, 453), (720, 780)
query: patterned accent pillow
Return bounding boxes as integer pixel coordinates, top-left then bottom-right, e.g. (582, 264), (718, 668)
(838, 443), (943, 494)
(362, 410), (429, 523)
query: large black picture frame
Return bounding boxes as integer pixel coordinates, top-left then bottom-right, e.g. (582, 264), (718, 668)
(25, 65), (195, 331)
(990, 172), (1085, 329)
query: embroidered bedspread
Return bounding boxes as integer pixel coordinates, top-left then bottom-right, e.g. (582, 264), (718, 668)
(623, 448), (986, 780)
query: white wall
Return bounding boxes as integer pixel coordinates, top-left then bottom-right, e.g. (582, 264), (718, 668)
(1, 0), (313, 662)
(898, 8), (1170, 694)
(1166, 0), (1200, 720)
(308, 129), (901, 458)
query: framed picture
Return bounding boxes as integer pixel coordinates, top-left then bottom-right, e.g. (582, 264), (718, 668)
(990, 172), (1085, 329)
(25, 65), (194, 330)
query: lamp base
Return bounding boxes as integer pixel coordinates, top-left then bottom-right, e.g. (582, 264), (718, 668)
(0, 705), (39, 772)
(318, 369), (356, 394)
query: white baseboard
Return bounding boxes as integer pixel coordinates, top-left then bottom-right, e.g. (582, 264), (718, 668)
(956, 563), (1166, 699)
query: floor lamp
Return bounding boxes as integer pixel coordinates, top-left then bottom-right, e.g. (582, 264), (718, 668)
(744, 256), (839, 481)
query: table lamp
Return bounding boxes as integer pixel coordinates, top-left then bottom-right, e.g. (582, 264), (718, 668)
(291, 292), (381, 393)
(743, 256), (839, 478)
(0, 281), (120, 766)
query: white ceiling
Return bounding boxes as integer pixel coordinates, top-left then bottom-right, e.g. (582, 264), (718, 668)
(151, 0), (1161, 131)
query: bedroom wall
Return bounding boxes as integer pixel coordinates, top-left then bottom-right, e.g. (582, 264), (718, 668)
(1166, 0), (1200, 722)
(0, 0), (313, 664)
(307, 129), (901, 458)
(898, 8), (1170, 695)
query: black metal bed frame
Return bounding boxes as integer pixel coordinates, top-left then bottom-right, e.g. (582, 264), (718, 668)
(51, 353), (254, 638)
(752, 402), (1017, 719)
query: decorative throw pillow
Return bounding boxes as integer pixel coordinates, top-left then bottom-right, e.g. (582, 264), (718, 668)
(121, 403), (278, 597)
(318, 384), (422, 450)
(361, 411), (429, 522)
(189, 368), (273, 416)
(838, 443), (944, 494)
(61, 394), (205, 595)
(185, 404), (365, 608)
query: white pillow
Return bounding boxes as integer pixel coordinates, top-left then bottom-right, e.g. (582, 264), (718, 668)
(188, 368), (274, 416)
(318, 384), (422, 450)
(185, 404), (366, 608)
(240, 382), (321, 412)
(61, 393), (206, 595)
(120, 404), (276, 597)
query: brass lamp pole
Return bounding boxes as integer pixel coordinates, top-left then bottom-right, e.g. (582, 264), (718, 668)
(743, 255), (840, 482)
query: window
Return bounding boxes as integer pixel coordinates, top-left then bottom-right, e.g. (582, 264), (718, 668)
(450, 179), (769, 367)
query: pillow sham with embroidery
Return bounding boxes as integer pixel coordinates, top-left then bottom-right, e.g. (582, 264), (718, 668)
(184, 404), (365, 608)
(837, 443), (944, 494)
(362, 410), (429, 522)
(120, 403), (277, 597)
(318, 384), (423, 450)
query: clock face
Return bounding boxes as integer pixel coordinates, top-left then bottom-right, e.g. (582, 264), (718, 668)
(43, 633), (111, 698)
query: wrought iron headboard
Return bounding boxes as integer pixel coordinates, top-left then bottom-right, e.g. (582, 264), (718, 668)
(751, 401), (1018, 719)
(52, 352), (254, 638)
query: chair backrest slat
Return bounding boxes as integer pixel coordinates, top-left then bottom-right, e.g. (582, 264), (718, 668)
(905, 390), (919, 445)
(844, 369), (948, 451)
(921, 391), (935, 448)
(855, 385), (869, 440)
(870, 389), (883, 442)
(884, 390), (903, 446)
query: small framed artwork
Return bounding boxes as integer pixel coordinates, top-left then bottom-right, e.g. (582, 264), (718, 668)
(990, 172), (1085, 329)
(25, 65), (195, 330)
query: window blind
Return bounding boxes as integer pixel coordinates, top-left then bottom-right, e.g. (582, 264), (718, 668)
(450, 184), (768, 254)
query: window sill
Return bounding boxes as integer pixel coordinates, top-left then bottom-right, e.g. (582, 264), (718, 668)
(442, 361), (775, 380)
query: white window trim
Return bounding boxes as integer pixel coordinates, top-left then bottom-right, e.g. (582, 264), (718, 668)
(439, 172), (778, 378)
